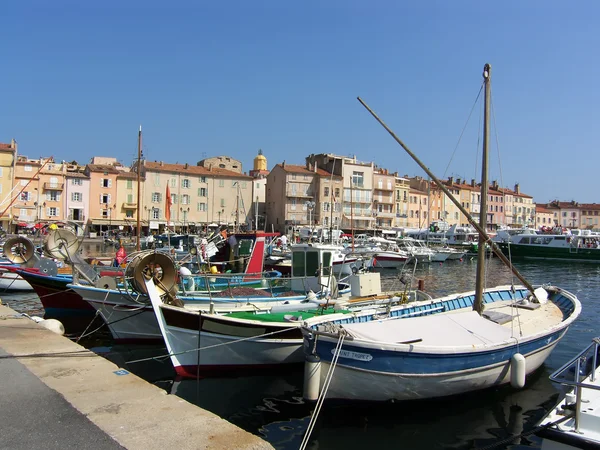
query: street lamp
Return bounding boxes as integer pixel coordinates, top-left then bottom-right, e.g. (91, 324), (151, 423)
(218, 208), (224, 225)
(305, 201), (315, 226)
(373, 200), (379, 229)
(181, 207), (190, 234)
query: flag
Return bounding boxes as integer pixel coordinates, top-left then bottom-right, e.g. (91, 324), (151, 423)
(165, 185), (172, 223)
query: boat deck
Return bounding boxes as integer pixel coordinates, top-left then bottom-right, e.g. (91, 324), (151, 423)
(540, 366), (600, 446)
(341, 297), (566, 347)
(479, 298), (565, 336)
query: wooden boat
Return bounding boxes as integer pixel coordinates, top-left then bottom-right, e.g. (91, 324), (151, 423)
(148, 263), (431, 378)
(70, 240), (352, 343)
(299, 64), (582, 404)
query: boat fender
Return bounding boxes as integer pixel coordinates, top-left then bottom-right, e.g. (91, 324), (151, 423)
(30, 316), (65, 335)
(306, 291), (319, 303)
(510, 353), (526, 389)
(303, 354), (321, 402)
(533, 287), (548, 304)
(179, 266), (195, 292)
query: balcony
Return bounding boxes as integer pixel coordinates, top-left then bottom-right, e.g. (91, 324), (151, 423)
(43, 182), (64, 191)
(286, 191), (314, 199)
(123, 202), (138, 209)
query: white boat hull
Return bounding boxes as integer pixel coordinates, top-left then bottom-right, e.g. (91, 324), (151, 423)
(166, 325), (304, 377)
(0, 270), (33, 291)
(317, 342), (557, 402)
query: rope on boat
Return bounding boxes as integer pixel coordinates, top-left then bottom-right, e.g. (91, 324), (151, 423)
(126, 325), (299, 365)
(474, 412), (573, 450)
(299, 333), (346, 450)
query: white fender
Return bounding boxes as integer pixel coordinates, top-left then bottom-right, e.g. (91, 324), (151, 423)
(304, 354), (321, 401)
(510, 353), (526, 389)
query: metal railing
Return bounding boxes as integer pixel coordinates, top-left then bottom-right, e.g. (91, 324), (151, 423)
(548, 337), (600, 432)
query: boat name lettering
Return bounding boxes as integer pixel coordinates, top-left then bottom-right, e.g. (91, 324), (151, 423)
(333, 349), (373, 361)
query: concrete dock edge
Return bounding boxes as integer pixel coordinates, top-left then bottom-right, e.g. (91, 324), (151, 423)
(0, 303), (274, 450)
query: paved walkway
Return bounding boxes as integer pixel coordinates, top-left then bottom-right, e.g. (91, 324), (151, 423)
(0, 304), (273, 450)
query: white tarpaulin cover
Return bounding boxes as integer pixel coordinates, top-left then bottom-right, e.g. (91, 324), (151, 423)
(342, 310), (513, 347)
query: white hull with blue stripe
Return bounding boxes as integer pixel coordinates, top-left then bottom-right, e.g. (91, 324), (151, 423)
(302, 285), (581, 402)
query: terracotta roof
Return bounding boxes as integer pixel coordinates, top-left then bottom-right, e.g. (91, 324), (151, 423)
(580, 203), (600, 210)
(0, 143), (15, 150)
(276, 163), (338, 178)
(535, 205), (551, 213)
(144, 161), (252, 179)
(117, 172), (144, 180)
(66, 172), (89, 179)
(86, 164), (121, 174)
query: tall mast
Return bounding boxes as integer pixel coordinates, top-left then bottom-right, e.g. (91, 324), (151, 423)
(350, 176), (354, 250)
(474, 64), (491, 314)
(136, 126), (142, 251)
(356, 66), (536, 298)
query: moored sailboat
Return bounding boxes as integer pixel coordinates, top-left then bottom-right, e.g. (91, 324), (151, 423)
(299, 64), (582, 404)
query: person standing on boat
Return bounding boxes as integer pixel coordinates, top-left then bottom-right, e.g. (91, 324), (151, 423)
(280, 234), (288, 251)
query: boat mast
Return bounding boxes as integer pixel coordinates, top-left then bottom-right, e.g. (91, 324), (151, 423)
(356, 64), (536, 297)
(136, 125), (142, 252)
(474, 64), (491, 314)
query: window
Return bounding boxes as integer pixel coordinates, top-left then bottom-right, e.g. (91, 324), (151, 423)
(324, 187), (329, 197)
(0, 167), (3, 177)
(219, 179), (224, 187)
(24, 165), (32, 172)
(20, 180), (27, 186)
(72, 178), (82, 186)
(126, 210), (133, 218)
(200, 176), (206, 183)
(291, 199), (297, 210)
(335, 188), (340, 198)
(49, 191), (59, 201)
(127, 180), (133, 189)
(220, 198), (226, 207)
(48, 207), (58, 217)
(181, 194), (190, 205)
(291, 174), (297, 180)
(20, 192), (31, 201)
(101, 178), (112, 188)
(198, 203), (207, 212)
(152, 192), (161, 203)
(100, 193), (111, 204)
(154, 174), (160, 186)
(351, 171), (364, 187)
(198, 187), (208, 197)
(241, 181), (247, 188)
(323, 202), (331, 212)
(171, 194), (177, 204)
(171, 178), (176, 188)
(127, 194), (133, 203)
(182, 179), (190, 188)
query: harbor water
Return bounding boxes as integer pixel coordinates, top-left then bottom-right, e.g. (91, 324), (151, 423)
(3, 245), (599, 450)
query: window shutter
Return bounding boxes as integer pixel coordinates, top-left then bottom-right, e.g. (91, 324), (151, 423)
(56, 207), (60, 216)
(108, 179), (112, 187)
(108, 194), (112, 204)
(100, 194), (103, 204)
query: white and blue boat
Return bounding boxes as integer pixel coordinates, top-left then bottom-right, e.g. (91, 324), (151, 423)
(301, 284), (580, 402)
(299, 64), (582, 404)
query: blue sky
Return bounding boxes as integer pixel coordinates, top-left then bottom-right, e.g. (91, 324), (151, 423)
(2, 1), (598, 203)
